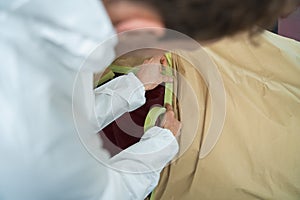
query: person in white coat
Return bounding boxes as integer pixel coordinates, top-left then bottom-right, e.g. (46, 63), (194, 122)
(0, 0), (180, 200)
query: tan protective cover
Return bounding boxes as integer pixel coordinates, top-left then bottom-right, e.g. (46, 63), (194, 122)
(153, 32), (300, 200)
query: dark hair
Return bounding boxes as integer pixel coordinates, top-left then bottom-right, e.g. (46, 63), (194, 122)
(128, 0), (289, 40)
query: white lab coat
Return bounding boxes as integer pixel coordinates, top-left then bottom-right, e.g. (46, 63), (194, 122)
(0, 1), (178, 200)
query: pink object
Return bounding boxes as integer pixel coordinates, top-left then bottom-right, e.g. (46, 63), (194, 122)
(116, 18), (165, 36)
(278, 7), (300, 41)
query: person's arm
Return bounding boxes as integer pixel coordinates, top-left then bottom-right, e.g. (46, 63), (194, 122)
(94, 72), (145, 130)
(102, 104), (181, 199)
(104, 127), (178, 199)
(94, 59), (172, 130)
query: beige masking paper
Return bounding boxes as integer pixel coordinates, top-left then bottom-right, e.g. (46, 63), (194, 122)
(152, 31), (300, 200)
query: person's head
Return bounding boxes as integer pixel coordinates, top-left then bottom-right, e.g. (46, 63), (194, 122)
(104, 0), (298, 41)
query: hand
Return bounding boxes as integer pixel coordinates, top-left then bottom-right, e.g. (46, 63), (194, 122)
(136, 56), (173, 91)
(160, 104), (182, 136)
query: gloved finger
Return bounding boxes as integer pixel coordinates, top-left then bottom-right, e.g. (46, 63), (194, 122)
(159, 64), (163, 73)
(159, 110), (181, 136)
(175, 122), (183, 137)
(165, 103), (173, 112)
(160, 75), (173, 83)
(160, 56), (167, 65)
(160, 113), (167, 127)
(166, 110), (175, 118)
(159, 110), (174, 126)
(151, 55), (163, 63)
(143, 58), (153, 64)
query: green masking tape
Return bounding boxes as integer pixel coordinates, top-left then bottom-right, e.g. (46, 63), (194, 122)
(109, 64), (138, 74)
(164, 52), (173, 106)
(144, 107), (166, 132)
(96, 70), (115, 87)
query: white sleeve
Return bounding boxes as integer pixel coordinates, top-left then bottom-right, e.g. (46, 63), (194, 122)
(103, 127), (179, 200)
(94, 72), (146, 130)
